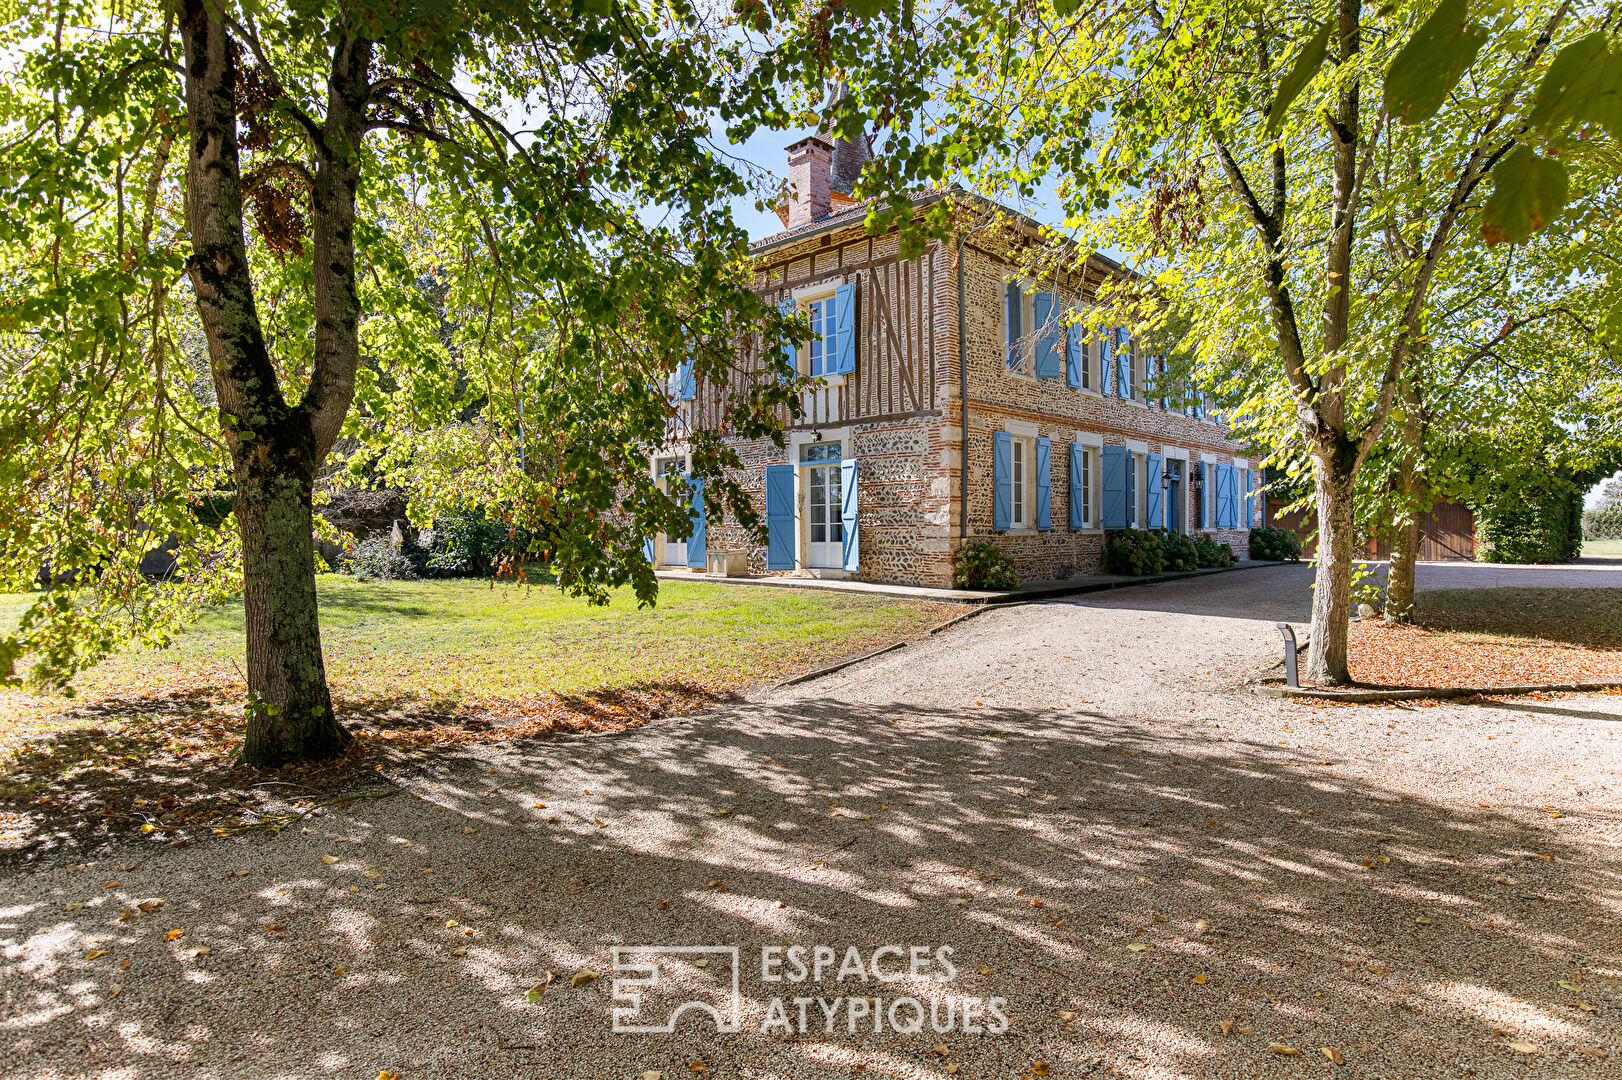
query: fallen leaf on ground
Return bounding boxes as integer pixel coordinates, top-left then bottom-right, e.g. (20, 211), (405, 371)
(1557, 980), (1583, 991)
(231, 870), (248, 877)
(1219, 1019), (1234, 1036)
(1032, 1064), (1050, 1077)
(85, 950), (107, 959)
(1269, 1043), (1299, 1055)
(1192, 973), (1208, 984)
(1507, 1041), (1538, 1054)
(571, 968), (598, 987)
(526, 986), (545, 1003)
(136, 899), (163, 912)
(165, 929), (183, 941)
(1126, 942), (1148, 951)
(1322, 1047), (1345, 1065)
(322, 855), (339, 865)
(191, 946), (211, 957)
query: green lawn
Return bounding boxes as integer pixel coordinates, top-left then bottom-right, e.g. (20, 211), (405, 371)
(1583, 537), (1622, 559)
(1, 576), (963, 732)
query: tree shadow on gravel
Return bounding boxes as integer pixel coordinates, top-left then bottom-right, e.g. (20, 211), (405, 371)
(3, 696), (1617, 1080)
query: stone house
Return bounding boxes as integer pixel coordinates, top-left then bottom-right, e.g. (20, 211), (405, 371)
(652, 131), (1259, 589)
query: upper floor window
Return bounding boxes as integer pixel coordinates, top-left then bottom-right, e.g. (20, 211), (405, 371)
(807, 295), (840, 378)
(1005, 281), (1029, 376)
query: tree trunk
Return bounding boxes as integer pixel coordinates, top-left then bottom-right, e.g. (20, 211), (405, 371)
(180, 0), (352, 766)
(236, 435), (348, 765)
(1306, 446), (1357, 685)
(1384, 373), (1425, 625)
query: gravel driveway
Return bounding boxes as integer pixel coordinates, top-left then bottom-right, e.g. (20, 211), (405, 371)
(4, 565), (1619, 1080)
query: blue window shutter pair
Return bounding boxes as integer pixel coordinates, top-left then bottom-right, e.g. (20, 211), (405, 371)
(1100, 446), (1128, 530)
(833, 281), (857, 375)
(1146, 452), (1162, 529)
(840, 458), (860, 571)
(765, 464), (795, 570)
(1005, 282), (1022, 369)
(1065, 324), (1082, 388)
(992, 431), (1012, 531)
(1213, 465), (1235, 529)
(1068, 442), (1084, 529)
(1033, 294), (1063, 379)
(1035, 437), (1052, 530)
(687, 478), (706, 568)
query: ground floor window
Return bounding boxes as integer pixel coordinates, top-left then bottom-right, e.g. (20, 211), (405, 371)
(657, 456), (687, 565)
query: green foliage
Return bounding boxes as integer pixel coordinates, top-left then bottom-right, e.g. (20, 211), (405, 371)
(345, 537), (418, 582)
(1104, 529), (1166, 576)
(1350, 562), (1389, 611)
(1584, 476), (1622, 539)
(0, 0), (804, 692)
(1383, 0), (1489, 125)
(420, 510), (526, 578)
(1160, 530), (1199, 572)
(1193, 534), (1234, 569)
(952, 542), (1019, 591)
(1482, 146), (1570, 245)
(1248, 527), (1302, 562)
(1474, 488), (1585, 564)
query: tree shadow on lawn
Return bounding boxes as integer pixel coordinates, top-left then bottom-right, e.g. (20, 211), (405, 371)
(5, 696), (1617, 1079)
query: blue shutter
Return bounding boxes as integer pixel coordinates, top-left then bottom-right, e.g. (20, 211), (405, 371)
(687, 478), (706, 568)
(1101, 446), (1128, 530)
(1146, 452), (1162, 529)
(778, 300), (796, 382)
(1214, 465), (1231, 529)
(1005, 282), (1022, 369)
(1068, 442), (1084, 530)
(1033, 294), (1062, 378)
(642, 536), (654, 563)
(1117, 328), (1132, 399)
(765, 463), (795, 570)
(1065, 324), (1082, 389)
(840, 458), (860, 571)
(993, 431), (1012, 532)
(833, 282), (857, 375)
(677, 357), (696, 401)
(1100, 334), (1114, 395)
(1035, 436), (1052, 530)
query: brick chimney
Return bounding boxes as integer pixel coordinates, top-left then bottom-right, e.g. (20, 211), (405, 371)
(785, 134), (833, 229)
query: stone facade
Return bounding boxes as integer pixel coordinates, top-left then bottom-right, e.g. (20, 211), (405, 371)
(663, 194), (1256, 590)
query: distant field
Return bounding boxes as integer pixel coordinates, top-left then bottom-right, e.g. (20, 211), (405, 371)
(1582, 537), (1622, 558)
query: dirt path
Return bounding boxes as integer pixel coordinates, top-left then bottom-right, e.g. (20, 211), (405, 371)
(4, 567), (1619, 1080)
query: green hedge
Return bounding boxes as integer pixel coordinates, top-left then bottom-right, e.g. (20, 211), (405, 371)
(1473, 489), (1583, 564)
(953, 541), (1019, 590)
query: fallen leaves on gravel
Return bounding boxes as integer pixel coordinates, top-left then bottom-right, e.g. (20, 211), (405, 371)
(1506, 1040), (1538, 1053)
(571, 968), (598, 987)
(1269, 1042), (1299, 1055)
(1322, 1047), (1345, 1065)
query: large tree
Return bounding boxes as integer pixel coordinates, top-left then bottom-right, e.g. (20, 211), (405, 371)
(747, 0), (1620, 683)
(0, 0), (799, 763)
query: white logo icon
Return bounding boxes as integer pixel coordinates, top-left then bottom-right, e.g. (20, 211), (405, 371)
(612, 946), (742, 1034)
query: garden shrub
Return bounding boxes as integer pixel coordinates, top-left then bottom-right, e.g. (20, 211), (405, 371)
(1104, 528), (1166, 576)
(345, 535), (417, 581)
(952, 541), (1019, 590)
(422, 509), (528, 576)
(1248, 526), (1302, 562)
(1194, 533), (1234, 568)
(1160, 530), (1199, 571)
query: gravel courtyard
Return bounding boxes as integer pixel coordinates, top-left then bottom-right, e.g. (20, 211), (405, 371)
(3, 564), (1619, 1080)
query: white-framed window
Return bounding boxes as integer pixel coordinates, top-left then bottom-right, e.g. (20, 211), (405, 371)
(805, 293), (840, 378)
(1004, 280), (1032, 377)
(1076, 445), (1095, 528)
(1011, 438), (1028, 527)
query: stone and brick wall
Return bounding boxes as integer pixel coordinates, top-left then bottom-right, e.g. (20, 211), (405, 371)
(673, 200), (1255, 590)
